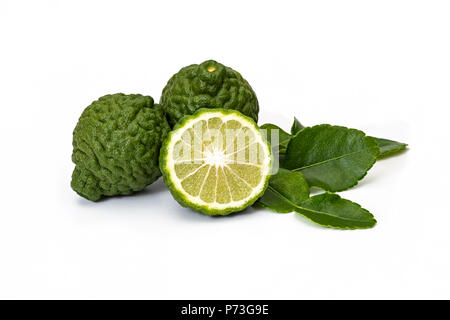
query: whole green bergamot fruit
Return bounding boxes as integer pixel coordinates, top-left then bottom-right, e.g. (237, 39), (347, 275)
(71, 93), (170, 201)
(160, 60), (259, 127)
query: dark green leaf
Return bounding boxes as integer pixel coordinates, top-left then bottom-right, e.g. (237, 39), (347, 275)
(296, 193), (376, 229)
(372, 137), (407, 158)
(257, 168), (310, 213)
(284, 124), (380, 192)
(260, 123), (291, 153)
(260, 118), (304, 154)
(257, 169), (376, 229)
(291, 117), (305, 135)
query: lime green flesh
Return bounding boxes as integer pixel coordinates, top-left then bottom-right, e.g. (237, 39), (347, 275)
(171, 116), (267, 206)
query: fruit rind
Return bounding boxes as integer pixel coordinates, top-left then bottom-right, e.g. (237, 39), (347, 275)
(71, 93), (171, 201)
(160, 60), (259, 127)
(159, 108), (272, 216)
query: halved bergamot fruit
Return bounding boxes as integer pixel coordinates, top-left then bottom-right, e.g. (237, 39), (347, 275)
(160, 109), (272, 215)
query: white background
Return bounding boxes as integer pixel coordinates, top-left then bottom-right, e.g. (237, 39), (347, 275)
(1, 0), (449, 299)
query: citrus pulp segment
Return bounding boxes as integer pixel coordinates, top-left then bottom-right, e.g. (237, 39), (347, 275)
(160, 109), (272, 215)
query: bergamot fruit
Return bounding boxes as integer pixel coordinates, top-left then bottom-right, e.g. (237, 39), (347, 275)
(71, 93), (170, 201)
(160, 60), (259, 127)
(159, 108), (272, 215)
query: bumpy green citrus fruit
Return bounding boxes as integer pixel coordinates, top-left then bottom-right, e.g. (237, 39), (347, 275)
(71, 93), (170, 201)
(160, 60), (259, 127)
(160, 109), (272, 216)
